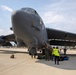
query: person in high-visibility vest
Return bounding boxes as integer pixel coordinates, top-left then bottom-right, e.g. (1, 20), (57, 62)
(51, 47), (55, 61)
(53, 47), (60, 65)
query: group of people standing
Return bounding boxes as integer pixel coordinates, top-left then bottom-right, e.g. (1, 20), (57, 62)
(44, 45), (60, 65)
(29, 44), (60, 65)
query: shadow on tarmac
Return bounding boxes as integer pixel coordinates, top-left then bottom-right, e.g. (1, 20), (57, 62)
(0, 50), (76, 70)
(35, 55), (76, 70)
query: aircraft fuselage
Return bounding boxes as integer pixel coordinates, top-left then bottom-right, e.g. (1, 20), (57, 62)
(12, 8), (48, 48)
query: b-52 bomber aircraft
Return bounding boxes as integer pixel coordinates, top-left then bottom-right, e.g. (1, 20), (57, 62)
(0, 7), (76, 49)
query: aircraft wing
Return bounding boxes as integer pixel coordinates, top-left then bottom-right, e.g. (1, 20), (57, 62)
(46, 28), (76, 46)
(0, 34), (15, 46)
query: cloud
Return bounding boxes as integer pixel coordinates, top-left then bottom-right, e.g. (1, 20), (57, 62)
(1, 5), (13, 12)
(40, 0), (76, 33)
(0, 29), (4, 34)
(41, 11), (64, 24)
(45, 0), (76, 12)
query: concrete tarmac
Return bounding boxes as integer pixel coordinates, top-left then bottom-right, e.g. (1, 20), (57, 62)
(0, 48), (76, 75)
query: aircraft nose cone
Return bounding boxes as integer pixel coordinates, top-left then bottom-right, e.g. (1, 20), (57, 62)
(12, 10), (30, 26)
(11, 9), (39, 47)
(12, 10), (23, 23)
(11, 10), (31, 40)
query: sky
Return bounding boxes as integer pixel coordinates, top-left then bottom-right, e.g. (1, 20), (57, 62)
(0, 0), (76, 35)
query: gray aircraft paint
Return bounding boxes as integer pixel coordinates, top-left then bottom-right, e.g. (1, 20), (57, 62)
(1, 8), (76, 46)
(12, 8), (48, 48)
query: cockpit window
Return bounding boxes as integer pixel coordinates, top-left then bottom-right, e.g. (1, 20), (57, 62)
(21, 8), (38, 15)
